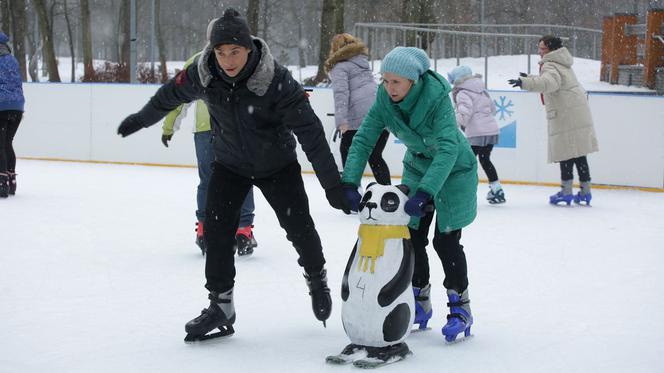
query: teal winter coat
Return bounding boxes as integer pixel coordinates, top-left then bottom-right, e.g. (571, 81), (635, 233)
(342, 70), (478, 232)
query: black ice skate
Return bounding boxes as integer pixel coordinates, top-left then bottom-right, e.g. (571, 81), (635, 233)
(0, 173), (8, 198)
(304, 268), (332, 326)
(235, 226), (257, 256)
(8, 173), (16, 195)
(184, 289), (236, 342)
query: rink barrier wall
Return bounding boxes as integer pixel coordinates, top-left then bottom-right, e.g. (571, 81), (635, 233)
(15, 83), (664, 189)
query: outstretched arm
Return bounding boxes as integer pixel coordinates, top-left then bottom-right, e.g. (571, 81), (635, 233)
(118, 62), (204, 137)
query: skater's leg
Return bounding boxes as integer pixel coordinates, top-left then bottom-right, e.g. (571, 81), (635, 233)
(573, 156), (592, 204)
(254, 162), (325, 273)
(5, 112), (21, 195)
(431, 228), (473, 341)
(254, 161), (331, 322)
(367, 130), (392, 185)
(339, 130), (356, 168)
(238, 187), (255, 228)
(409, 211), (435, 328)
(235, 187), (257, 256)
(474, 145), (505, 203)
(409, 211), (435, 289)
(204, 162), (252, 293)
(472, 145), (499, 183)
(194, 130), (213, 222)
(550, 159), (574, 204)
(0, 111), (9, 175)
(431, 228), (468, 294)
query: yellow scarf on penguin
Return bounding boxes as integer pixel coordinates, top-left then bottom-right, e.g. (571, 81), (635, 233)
(357, 225), (410, 273)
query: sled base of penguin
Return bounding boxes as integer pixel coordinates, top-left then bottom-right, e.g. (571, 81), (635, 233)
(325, 342), (412, 368)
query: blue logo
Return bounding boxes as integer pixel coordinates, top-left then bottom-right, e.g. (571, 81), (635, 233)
(494, 96), (516, 148)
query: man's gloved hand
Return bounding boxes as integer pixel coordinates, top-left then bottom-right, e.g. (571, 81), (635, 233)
(404, 190), (432, 218)
(508, 78), (523, 88)
(342, 183), (362, 212)
(519, 72), (528, 78)
(117, 113), (145, 137)
(161, 134), (173, 147)
(325, 184), (351, 214)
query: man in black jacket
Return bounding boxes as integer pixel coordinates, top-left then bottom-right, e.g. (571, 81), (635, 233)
(118, 8), (351, 341)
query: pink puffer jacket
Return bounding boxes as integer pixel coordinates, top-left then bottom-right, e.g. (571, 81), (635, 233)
(452, 75), (499, 138)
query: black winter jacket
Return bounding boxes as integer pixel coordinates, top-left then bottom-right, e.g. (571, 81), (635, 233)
(135, 38), (340, 190)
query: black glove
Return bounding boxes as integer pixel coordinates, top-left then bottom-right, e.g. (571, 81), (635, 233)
(117, 113), (145, 137)
(508, 78), (522, 88)
(161, 134), (173, 147)
(519, 72), (528, 78)
(325, 184), (351, 214)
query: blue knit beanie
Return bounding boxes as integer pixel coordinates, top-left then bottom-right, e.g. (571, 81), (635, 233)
(447, 65), (473, 85)
(380, 47), (430, 81)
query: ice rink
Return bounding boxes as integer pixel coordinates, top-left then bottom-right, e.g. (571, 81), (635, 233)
(1, 159), (663, 372)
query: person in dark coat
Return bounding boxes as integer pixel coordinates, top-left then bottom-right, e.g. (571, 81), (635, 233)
(117, 9), (350, 339)
(0, 31), (24, 198)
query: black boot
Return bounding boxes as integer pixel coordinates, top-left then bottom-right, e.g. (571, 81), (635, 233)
(184, 288), (235, 342)
(304, 268), (332, 326)
(0, 174), (8, 198)
(7, 173), (16, 195)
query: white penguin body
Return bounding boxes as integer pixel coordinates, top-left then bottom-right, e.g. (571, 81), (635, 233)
(341, 184), (415, 347)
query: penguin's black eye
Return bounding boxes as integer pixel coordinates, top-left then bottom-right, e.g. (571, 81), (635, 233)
(380, 192), (400, 212)
(359, 191), (372, 211)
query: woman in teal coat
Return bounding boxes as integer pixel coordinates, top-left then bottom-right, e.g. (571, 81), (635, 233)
(341, 47), (478, 343)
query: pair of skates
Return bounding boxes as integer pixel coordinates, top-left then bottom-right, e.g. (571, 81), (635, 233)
(549, 191), (592, 206)
(412, 284), (473, 343)
(195, 223), (258, 256)
(184, 268), (331, 342)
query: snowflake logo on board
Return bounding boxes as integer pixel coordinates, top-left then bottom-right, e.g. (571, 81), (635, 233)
(494, 96), (514, 121)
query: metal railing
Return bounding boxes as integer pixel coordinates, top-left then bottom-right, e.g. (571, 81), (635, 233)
(352, 22), (599, 86)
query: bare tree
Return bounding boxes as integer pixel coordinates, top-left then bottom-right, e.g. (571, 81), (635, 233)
(33, 0), (61, 81)
(80, 0), (94, 81)
(63, 0), (76, 82)
(8, 0), (28, 81)
(247, 0), (260, 35)
(1, 0), (10, 35)
(155, 0), (168, 82)
(118, 0), (130, 81)
(310, 0), (337, 84)
(334, 0), (344, 34)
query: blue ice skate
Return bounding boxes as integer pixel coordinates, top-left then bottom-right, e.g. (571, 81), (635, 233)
(573, 192), (592, 206)
(413, 284), (432, 330)
(441, 290), (473, 343)
(549, 191), (574, 206)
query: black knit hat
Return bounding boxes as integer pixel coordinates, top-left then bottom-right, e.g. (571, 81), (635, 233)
(209, 8), (253, 49)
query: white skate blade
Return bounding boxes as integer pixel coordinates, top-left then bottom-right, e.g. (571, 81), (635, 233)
(445, 333), (473, 345)
(184, 325), (235, 344)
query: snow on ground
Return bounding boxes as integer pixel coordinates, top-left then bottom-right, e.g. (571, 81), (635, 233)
(48, 54), (655, 93)
(1, 159), (663, 372)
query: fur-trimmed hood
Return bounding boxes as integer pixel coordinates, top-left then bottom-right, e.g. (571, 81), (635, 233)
(324, 42), (368, 73)
(196, 36), (275, 96)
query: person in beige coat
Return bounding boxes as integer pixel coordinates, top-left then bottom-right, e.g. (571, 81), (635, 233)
(509, 35), (599, 206)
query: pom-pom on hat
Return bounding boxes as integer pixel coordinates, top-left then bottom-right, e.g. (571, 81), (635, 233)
(209, 8), (253, 49)
(380, 47), (430, 81)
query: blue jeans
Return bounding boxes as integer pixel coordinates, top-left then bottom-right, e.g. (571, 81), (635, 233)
(194, 131), (255, 227)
